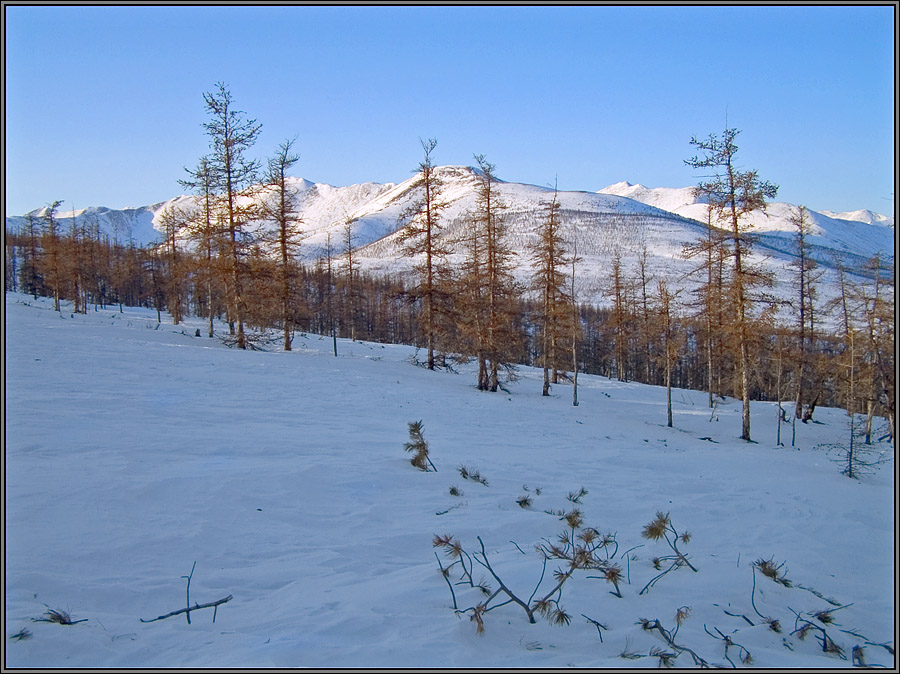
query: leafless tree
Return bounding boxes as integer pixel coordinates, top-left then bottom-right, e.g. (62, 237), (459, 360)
(156, 203), (191, 325)
(41, 200), (64, 312)
(474, 154), (521, 391)
(201, 82), (263, 349)
(341, 215), (360, 342)
(682, 199), (728, 407)
(262, 137), (303, 351)
(789, 205), (821, 420)
(654, 279), (682, 428)
(180, 157), (222, 338)
(685, 126), (778, 441)
(397, 138), (450, 370)
(529, 184), (573, 395)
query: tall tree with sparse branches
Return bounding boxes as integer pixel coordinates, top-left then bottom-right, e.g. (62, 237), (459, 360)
(455, 197), (490, 388)
(397, 138), (450, 370)
(529, 183), (572, 396)
(262, 137), (303, 351)
(682, 199), (728, 407)
(41, 200), (64, 312)
(20, 213), (44, 299)
(789, 204), (820, 420)
(156, 202), (192, 325)
(858, 256), (894, 444)
(654, 279), (683, 428)
(180, 156), (221, 338)
(201, 82), (263, 349)
(342, 215), (360, 342)
(607, 251), (631, 382)
(570, 237), (582, 407)
(66, 209), (86, 315)
(685, 126), (778, 442)
(474, 154), (521, 392)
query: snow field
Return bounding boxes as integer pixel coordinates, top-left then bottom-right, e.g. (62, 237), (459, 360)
(3, 293), (895, 668)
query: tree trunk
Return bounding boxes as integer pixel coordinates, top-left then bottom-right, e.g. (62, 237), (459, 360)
(478, 354), (488, 391)
(207, 271), (214, 338)
(666, 358), (673, 428)
(740, 334), (751, 441)
(775, 341), (784, 446)
(865, 399), (874, 445)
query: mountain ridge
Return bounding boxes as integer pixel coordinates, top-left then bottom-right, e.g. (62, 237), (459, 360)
(9, 167), (892, 247)
(6, 166), (893, 307)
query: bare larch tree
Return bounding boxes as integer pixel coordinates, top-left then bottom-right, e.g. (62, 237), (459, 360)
(685, 126), (778, 442)
(397, 138), (449, 370)
(262, 137), (303, 351)
(201, 82), (262, 349)
(529, 184), (572, 396)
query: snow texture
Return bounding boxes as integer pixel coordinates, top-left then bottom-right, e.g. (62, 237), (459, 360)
(4, 293), (895, 668)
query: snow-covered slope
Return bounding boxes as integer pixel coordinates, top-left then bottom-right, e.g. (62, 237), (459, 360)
(820, 208), (894, 227)
(343, 166), (702, 274)
(4, 293), (895, 668)
(598, 181), (895, 269)
(597, 181), (701, 215)
(252, 166), (686, 263)
(5, 202), (171, 247)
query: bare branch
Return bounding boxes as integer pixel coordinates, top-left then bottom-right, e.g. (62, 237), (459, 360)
(140, 595), (233, 624)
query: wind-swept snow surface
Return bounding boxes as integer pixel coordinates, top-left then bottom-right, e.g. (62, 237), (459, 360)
(4, 294), (895, 668)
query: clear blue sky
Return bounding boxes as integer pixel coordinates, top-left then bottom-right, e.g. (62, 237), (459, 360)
(4, 4), (896, 217)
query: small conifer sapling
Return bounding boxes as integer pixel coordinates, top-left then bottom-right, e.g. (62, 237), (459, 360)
(404, 420), (436, 472)
(639, 511), (697, 594)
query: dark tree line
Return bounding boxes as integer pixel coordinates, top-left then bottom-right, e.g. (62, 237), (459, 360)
(4, 218), (422, 344)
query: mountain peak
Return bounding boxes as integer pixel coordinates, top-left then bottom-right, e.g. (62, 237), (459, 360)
(5, 172), (892, 301)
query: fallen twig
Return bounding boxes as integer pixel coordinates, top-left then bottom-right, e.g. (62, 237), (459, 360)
(796, 583), (842, 606)
(140, 595), (233, 624)
(582, 613), (608, 642)
(184, 562), (196, 625)
(723, 609), (755, 626)
(638, 617), (710, 667)
(435, 551), (458, 610)
(704, 624), (753, 667)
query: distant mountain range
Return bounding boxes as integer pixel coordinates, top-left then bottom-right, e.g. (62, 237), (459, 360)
(6, 166), (893, 306)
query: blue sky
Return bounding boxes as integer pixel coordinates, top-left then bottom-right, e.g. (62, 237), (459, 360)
(4, 4), (895, 216)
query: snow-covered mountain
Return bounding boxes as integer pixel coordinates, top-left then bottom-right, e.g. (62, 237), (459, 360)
(598, 180), (894, 274)
(820, 208), (894, 227)
(6, 168), (894, 306)
(6, 203), (166, 248)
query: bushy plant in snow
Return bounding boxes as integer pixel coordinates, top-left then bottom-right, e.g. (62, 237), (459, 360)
(31, 607), (86, 626)
(433, 511), (628, 634)
(639, 511), (697, 594)
(458, 464), (487, 485)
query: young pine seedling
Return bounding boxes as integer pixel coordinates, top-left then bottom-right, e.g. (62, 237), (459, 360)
(404, 420), (436, 472)
(639, 511), (697, 595)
